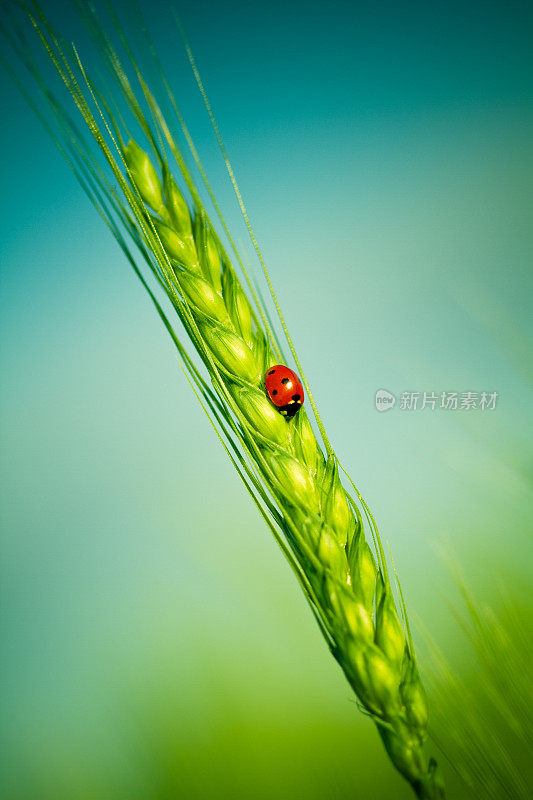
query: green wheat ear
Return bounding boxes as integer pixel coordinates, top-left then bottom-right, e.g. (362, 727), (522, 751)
(428, 568), (532, 799)
(2, 3), (445, 797)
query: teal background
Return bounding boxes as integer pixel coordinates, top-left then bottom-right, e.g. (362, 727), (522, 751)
(1, 1), (531, 797)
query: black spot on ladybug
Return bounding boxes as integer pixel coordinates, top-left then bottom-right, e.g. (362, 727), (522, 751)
(281, 377), (289, 385)
(272, 389), (278, 396)
(292, 394), (301, 402)
(268, 369), (276, 375)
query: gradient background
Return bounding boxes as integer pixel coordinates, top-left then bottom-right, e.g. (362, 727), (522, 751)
(1, 1), (532, 798)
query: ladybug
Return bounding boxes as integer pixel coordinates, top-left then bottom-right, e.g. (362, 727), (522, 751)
(265, 365), (304, 418)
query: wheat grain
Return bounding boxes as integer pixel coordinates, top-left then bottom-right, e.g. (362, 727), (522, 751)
(121, 140), (444, 799)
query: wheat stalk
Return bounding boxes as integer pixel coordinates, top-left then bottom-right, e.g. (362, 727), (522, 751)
(2, 3), (445, 797)
(124, 141), (443, 800)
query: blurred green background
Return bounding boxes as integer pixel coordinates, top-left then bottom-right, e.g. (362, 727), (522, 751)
(1, 1), (531, 797)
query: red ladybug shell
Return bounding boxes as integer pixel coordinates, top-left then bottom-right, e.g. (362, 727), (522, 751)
(265, 365), (304, 418)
